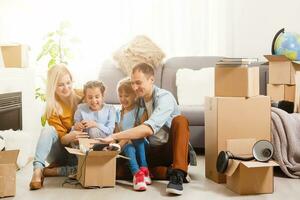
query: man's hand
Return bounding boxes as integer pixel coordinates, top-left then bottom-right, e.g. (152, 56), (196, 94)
(74, 122), (85, 131)
(82, 120), (97, 129)
(97, 135), (115, 144)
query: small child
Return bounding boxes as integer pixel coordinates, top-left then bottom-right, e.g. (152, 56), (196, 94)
(73, 80), (116, 139)
(115, 77), (151, 191)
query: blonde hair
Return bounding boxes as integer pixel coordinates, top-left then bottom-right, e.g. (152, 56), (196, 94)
(83, 80), (106, 97)
(45, 63), (78, 118)
(117, 77), (135, 95)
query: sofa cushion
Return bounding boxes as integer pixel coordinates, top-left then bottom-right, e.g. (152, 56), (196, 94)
(179, 105), (204, 126)
(162, 56), (223, 101)
(99, 59), (163, 104)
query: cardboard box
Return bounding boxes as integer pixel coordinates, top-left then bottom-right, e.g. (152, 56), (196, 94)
(267, 84), (295, 102)
(0, 150), (19, 198)
(0, 44), (29, 68)
(204, 96), (271, 183)
(264, 55), (300, 84)
(65, 139), (119, 188)
(215, 66), (259, 97)
(224, 139), (278, 195)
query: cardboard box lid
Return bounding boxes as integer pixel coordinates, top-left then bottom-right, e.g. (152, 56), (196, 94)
(0, 150), (19, 164)
(264, 55), (300, 64)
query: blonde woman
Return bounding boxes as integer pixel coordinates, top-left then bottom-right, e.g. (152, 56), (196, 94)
(29, 64), (87, 190)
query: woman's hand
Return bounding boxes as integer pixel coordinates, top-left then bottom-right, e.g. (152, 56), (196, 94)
(82, 120), (97, 129)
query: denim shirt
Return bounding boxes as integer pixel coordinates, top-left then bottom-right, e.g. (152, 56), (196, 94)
(143, 85), (180, 145)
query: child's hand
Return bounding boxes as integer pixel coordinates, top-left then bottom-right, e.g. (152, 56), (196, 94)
(74, 122), (84, 131)
(82, 120), (97, 128)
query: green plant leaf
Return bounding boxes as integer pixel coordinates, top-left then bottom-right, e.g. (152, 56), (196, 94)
(47, 32), (55, 37)
(48, 59), (56, 69)
(37, 39), (55, 61)
(49, 44), (59, 58)
(41, 115), (47, 127)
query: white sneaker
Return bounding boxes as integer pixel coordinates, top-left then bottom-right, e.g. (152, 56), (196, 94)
(133, 171), (147, 191)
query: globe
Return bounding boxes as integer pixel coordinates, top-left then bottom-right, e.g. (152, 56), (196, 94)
(272, 28), (300, 61)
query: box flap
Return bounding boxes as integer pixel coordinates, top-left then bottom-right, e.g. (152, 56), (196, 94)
(264, 55), (290, 62)
(79, 138), (101, 148)
(226, 138), (256, 156)
(293, 61), (300, 65)
(225, 159), (240, 176)
(65, 147), (86, 156)
(65, 147), (120, 157)
(241, 160), (279, 168)
(0, 150), (19, 164)
(225, 138), (257, 177)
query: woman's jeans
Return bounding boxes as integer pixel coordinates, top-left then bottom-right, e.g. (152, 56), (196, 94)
(33, 126), (77, 176)
(122, 139), (148, 175)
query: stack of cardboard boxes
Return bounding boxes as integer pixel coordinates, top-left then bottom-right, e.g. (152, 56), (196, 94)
(205, 61), (278, 195)
(265, 55), (300, 111)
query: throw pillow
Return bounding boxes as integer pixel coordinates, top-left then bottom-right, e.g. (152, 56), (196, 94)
(176, 68), (215, 106)
(113, 35), (165, 75)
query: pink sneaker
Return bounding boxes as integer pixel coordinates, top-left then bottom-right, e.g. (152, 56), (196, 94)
(133, 170), (147, 191)
(140, 167), (152, 185)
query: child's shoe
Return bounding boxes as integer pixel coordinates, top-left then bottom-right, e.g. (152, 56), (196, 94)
(133, 170), (147, 191)
(140, 167), (152, 185)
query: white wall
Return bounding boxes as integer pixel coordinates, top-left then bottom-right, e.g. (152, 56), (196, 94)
(231, 0), (300, 60)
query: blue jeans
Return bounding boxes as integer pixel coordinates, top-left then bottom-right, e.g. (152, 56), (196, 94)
(122, 139), (148, 175)
(33, 126), (77, 176)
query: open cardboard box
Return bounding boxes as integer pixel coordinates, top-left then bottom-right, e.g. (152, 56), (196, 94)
(65, 139), (122, 188)
(0, 150), (19, 197)
(224, 139), (278, 195)
(264, 55), (300, 84)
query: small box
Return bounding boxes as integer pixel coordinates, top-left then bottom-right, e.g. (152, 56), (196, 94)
(224, 139), (279, 195)
(0, 44), (29, 68)
(65, 139), (119, 188)
(204, 96), (271, 183)
(0, 150), (19, 198)
(267, 84), (295, 102)
(264, 55), (300, 84)
(215, 66), (259, 97)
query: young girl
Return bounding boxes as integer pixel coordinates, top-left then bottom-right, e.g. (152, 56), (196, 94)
(116, 77), (151, 191)
(73, 80), (116, 139)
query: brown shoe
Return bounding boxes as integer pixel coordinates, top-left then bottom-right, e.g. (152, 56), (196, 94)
(29, 173), (44, 190)
(43, 167), (59, 177)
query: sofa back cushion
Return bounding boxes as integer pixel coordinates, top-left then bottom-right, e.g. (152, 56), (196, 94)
(162, 56), (222, 101)
(99, 59), (163, 104)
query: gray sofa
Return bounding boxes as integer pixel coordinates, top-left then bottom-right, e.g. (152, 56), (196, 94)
(99, 57), (269, 148)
